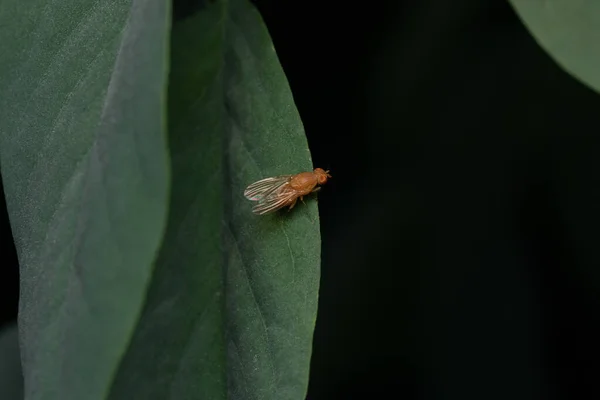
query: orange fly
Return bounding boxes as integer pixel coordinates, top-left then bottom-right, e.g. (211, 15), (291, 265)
(244, 168), (332, 215)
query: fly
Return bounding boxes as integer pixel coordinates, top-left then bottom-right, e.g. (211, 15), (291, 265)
(243, 168), (331, 215)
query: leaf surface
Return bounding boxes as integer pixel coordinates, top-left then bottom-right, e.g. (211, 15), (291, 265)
(111, 0), (320, 399)
(0, 0), (171, 398)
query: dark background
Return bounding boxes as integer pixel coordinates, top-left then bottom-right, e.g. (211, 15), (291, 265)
(255, 0), (600, 399)
(1, 178), (19, 331)
(2, 0), (600, 399)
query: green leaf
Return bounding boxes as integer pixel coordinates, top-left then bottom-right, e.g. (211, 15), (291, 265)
(0, 323), (24, 400)
(1, 0), (319, 399)
(110, 0), (320, 399)
(0, 0), (171, 399)
(509, 0), (600, 94)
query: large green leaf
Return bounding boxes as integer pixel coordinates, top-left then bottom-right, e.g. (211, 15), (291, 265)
(0, 0), (171, 398)
(110, 0), (320, 399)
(509, 0), (600, 94)
(0, 0), (319, 399)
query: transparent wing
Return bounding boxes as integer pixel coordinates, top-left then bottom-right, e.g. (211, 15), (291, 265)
(252, 187), (298, 215)
(244, 175), (292, 201)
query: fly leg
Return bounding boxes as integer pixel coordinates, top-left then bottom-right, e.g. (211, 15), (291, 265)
(310, 187), (321, 199)
(288, 197), (298, 211)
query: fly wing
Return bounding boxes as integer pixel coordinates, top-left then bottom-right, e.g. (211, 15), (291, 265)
(244, 175), (292, 201)
(252, 186), (298, 215)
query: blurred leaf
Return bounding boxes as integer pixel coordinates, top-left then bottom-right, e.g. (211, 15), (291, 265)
(110, 0), (320, 399)
(0, 0), (170, 399)
(0, 0), (319, 399)
(0, 323), (23, 400)
(509, 0), (600, 93)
